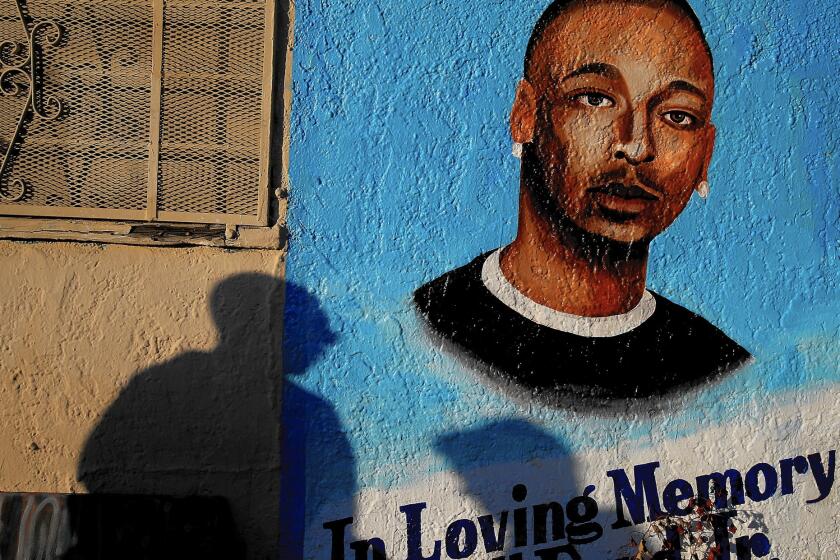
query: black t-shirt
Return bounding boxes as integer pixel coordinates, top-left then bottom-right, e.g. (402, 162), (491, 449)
(414, 252), (752, 407)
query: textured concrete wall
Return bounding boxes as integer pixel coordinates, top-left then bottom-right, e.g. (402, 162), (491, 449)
(0, 241), (285, 559)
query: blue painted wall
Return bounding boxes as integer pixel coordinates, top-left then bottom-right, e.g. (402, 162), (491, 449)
(283, 0), (838, 555)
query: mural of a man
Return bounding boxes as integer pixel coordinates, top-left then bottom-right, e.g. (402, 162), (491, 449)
(415, 0), (752, 405)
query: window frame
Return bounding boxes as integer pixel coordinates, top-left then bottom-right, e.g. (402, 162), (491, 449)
(0, 0), (293, 249)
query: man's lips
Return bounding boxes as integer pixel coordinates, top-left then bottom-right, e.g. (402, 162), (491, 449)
(589, 182), (659, 217)
(590, 182), (659, 200)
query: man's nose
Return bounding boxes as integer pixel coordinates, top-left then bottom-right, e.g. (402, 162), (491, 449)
(613, 108), (655, 165)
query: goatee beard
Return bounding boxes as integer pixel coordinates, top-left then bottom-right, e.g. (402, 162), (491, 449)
(520, 143), (649, 264)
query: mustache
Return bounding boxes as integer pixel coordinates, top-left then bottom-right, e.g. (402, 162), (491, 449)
(588, 169), (662, 199)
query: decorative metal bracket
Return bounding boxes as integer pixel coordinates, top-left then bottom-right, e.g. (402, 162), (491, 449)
(0, 0), (63, 202)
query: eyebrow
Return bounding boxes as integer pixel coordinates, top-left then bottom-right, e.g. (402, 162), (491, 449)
(560, 64), (710, 102)
(561, 62), (620, 81)
(666, 80), (708, 102)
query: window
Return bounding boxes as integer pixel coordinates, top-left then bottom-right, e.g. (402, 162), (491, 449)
(0, 0), (286, 247)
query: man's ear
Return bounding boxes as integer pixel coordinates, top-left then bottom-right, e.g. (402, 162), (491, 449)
(698, 123), (716, 185)
(510, 79), (537, 144)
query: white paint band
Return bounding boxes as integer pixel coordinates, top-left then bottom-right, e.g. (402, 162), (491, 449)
(480, 249), (656, 338)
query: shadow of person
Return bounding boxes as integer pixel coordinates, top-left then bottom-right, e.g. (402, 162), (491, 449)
(77, 276), (342, 560)
(435, 420), (625, 559)
(279, 281), (360, 559)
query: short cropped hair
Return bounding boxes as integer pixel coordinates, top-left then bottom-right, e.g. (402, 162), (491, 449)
(523, 0), (713, 78)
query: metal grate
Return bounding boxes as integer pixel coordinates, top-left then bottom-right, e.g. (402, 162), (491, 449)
(0, 0), (274, 225)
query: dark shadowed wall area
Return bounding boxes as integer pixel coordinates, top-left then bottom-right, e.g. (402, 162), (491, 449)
(77, 273), (285, 556)
(0, 246), (286, 559)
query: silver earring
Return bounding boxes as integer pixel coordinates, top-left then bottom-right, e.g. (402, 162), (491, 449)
(512, 142), (523, 159)
(697, 180), (710, 199)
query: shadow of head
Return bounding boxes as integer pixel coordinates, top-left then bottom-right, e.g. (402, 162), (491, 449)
(207, 272), (283, 350)
(434, 420), (577, 514)
(281, 282), (338, 376)
(435, 419), (570, 468)
(435, 421), (633, 557)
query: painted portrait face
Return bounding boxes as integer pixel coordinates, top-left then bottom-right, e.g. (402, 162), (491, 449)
(512, 0), (716, 244)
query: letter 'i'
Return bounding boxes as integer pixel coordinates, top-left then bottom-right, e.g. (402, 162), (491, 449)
(512, 484), (528, 548)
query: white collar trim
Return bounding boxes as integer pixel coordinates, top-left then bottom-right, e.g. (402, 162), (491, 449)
(480, 249), (656, 338)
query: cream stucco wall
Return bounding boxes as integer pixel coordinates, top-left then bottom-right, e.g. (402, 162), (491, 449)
(0, 240), (285, 559)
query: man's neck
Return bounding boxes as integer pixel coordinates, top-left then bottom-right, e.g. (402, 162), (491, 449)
(500, 188), (650, 317)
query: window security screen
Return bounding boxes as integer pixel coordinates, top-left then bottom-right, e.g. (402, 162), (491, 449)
(0, 0), (275, 226)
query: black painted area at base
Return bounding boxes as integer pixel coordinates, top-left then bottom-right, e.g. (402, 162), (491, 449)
(0, 493), (245, 560)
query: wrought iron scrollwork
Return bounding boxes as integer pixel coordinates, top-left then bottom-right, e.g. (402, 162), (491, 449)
(0, 0), (64, 202)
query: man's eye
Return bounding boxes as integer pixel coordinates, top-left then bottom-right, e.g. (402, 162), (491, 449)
(575, 93), (614, 108)
(663, 111), (695, 127)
